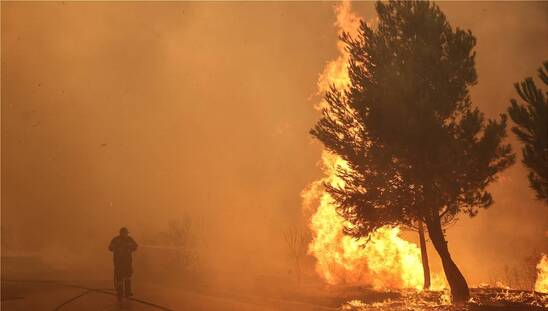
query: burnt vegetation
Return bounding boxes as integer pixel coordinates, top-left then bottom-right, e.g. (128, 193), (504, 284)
(283, 226), (308, 284)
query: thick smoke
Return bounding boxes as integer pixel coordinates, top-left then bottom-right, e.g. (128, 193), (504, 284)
(2, 1), (547, 287)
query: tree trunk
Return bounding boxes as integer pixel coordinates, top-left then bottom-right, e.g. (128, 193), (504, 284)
(418, 221), (431, 290)
(426, 215), (470, 302)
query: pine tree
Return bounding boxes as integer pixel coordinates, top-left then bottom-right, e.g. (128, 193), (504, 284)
(508, 62), (548, 203)
(311, 0), (514, 301)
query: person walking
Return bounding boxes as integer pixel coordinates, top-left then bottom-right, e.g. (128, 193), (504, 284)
(108, 227), (138, 298)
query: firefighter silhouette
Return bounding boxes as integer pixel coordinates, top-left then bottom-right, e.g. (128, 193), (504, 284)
(109, 227), (137, 298)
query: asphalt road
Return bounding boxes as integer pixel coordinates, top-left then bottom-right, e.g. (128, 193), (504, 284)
(1, 280), (336, 311)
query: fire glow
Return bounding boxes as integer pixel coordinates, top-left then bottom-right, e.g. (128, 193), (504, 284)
(303, 152), (425, 289)
(302, 2), (445, 291)
(535, 254), (547, 293)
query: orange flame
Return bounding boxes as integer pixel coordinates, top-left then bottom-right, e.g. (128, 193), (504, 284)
(316, 1), (361, 97)
(304, 1), (445, 291)
(534, 254), (547, 293)
(303, 152), (426, 289)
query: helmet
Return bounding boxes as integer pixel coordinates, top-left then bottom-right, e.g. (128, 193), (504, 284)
(119, 227), (129, 235)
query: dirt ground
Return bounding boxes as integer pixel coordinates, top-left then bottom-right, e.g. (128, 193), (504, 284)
(2, 279), (338, 311)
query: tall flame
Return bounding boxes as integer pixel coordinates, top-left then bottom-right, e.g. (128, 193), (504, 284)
(303, 1), (442, 290)
(316, 1), (361, 96)
(534, 254), (547, 293)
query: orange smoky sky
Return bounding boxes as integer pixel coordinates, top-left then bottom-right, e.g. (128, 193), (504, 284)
(2, 1), (547, 283)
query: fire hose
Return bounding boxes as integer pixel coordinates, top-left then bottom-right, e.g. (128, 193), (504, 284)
(3, 245), (187, 309)
(2, 279), (174, 311)
(140, 244), (189, 250)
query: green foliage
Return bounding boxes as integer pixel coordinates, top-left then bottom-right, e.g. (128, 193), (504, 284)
(507, 62), (548, 203)
(311, 0), (515, 238)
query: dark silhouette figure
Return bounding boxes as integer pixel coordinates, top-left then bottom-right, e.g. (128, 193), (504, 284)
(109, 227), (138, 298)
